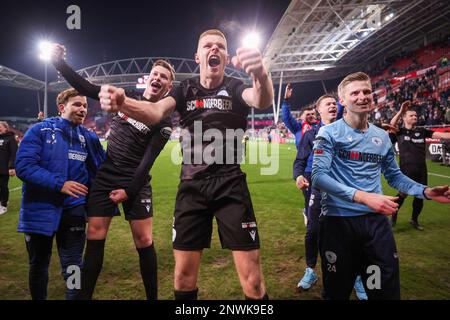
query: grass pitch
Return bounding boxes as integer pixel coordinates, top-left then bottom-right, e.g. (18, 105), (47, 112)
(0, 141), (449, 299)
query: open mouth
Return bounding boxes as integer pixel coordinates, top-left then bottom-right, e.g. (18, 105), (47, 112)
(151, 82), (162, 90)
(208, 55), (221, 67)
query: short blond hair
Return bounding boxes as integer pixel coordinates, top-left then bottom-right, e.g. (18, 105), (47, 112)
(315, 94), (336, 108)
(152, 59), (175, 81)
(338, 72), (371, 99)
(56, 88), (82, 106)
(198, 29), (227, 50)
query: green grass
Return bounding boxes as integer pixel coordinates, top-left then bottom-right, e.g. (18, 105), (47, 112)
(0, 141), (449, 300)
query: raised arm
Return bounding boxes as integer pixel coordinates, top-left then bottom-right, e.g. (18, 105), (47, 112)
(50, 43), (101, 100)
(99, 85), (176, 125)
(390, 100), (411, 127)
(232, 47), (274, 109)
(280, 84), (301, 134)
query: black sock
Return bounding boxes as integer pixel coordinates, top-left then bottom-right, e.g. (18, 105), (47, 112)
(137, 243), (158, 300)
(395, 194), (406, 209)
(79, 239), (105, 300)
(245, 292), (269, 300)
(174, 288), (198, 300)
(412, 198), (424, 222)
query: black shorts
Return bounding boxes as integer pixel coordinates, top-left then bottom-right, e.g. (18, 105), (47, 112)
(319, 213), (400, 300)
(87, 158), (153, 221)
(400, 165), (427, 185)
(172, 174), (260, 251)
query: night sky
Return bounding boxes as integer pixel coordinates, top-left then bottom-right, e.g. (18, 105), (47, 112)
(0, 0), (338, 118)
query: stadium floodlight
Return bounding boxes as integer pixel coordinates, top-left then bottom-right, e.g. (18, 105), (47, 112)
(38, 41), (53, 61)
(313, 66), (329, 71)
(242, 32), (261, 49)
(38, 40), (53, 118)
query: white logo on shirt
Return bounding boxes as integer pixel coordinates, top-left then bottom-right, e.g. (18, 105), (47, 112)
(78, 134), (86, 148)
(371, 137), (382, 146)
(325, 251), (337, 264)
(68, 150), (87, 161)
(217, 89), (230, 97)
(249, 230), (257, 242)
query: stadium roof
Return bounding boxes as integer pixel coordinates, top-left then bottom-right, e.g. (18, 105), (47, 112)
(1, 0), (449, 92)
(263, 0), (450, 84)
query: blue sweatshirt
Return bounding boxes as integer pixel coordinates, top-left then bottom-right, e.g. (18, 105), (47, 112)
(311, 118), (427, 217)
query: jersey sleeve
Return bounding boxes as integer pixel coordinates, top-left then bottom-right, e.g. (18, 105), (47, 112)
(124, 120), (172, 199)
(424, 128), (434, 139)
(311, 127), (357, 202)
(233, 79), (252, 109)
(52, 59), (100, 100)
(281, 100), (301, 134)
(168, 85), (185, 114)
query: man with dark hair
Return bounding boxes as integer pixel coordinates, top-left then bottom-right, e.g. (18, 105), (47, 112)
(312, 71), (450, 300)
(98, 28), (274, 300)
(49, 44), (174, 300)
(0, 121), (18, 215)
(389, 101), (450, 230)
(16, 88), (105, 300)
(281, 83), (317, 149)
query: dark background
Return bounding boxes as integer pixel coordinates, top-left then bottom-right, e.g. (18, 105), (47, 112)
(0, 0), (339, 117)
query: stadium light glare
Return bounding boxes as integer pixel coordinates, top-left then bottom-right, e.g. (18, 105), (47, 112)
(38, 40), (53, 118)
(242, 32), (261, 49)
(38, 41), (52, 61)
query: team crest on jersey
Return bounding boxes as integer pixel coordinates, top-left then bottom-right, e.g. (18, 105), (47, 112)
(217, 89), (230, 97)
(415, 132), (420, 137)
(78, 134), (86, 148)
(46, 133), (57, 144)
(371, 137), (382, 146)
(0, 139), (4, 146)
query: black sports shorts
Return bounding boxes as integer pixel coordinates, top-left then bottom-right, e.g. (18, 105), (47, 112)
(87, 157), (153, 221)
(172, 174), (260, 251)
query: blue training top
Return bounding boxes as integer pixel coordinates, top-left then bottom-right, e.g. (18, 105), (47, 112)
(311, 118), (427, 217)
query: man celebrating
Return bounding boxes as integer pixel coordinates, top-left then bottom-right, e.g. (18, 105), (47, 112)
(98, 29), (273, 300)
(281, 83), (317, 148)
(293, 94), (367, 298)
(312, 72), (450, 300)
(389, 101), (450, 230)
(16, 88), (105, 300)
(49, 44), (174, 300)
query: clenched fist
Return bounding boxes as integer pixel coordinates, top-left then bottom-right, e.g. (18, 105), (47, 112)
(50, 43), (66, 62)
(99, 85), (126, 113)
(231, 47), (266, 80)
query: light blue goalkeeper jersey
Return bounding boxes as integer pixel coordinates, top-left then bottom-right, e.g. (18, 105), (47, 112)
(311, 118), (427, 217)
